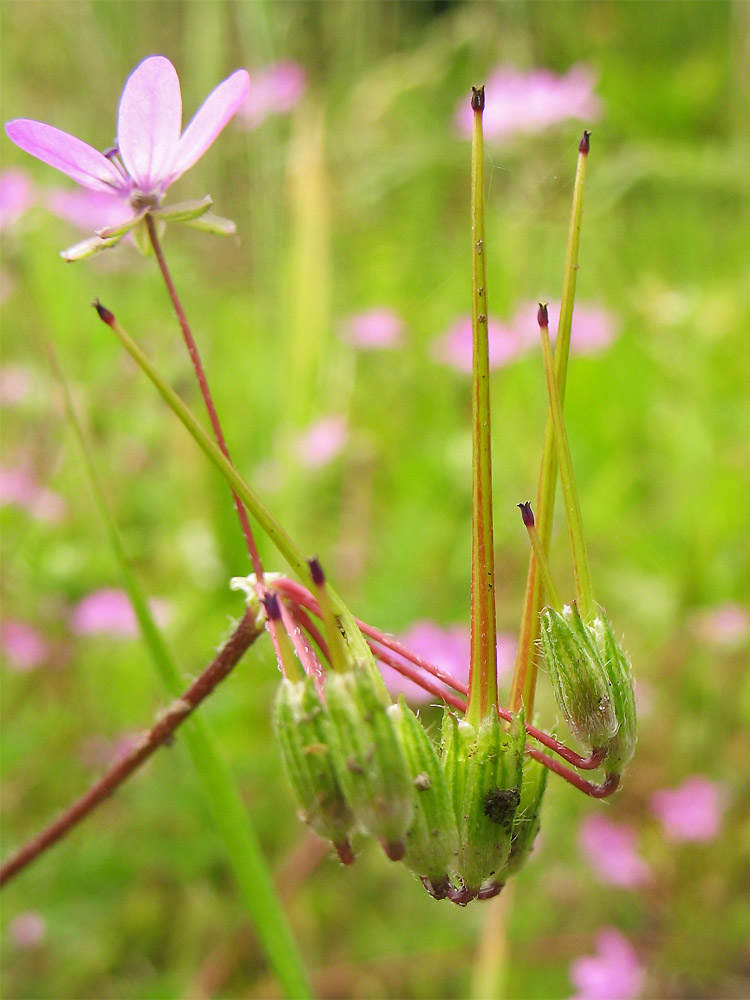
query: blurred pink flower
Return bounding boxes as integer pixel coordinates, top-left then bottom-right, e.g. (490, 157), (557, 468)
(579, 814), (651, 888)
(340, 308), (405, 350)
(0, 465), (66, 522)
(0, 620), (50, 672)
(569, 928), (644, 1000)
(47, 188), (135, 232)
(692, 602), (749, 648)
(432, 316), (525, 372)
(0, 167), (35, 228)
(79, 731), (142, 770)
(294, 415), (348, 468)
(236, 61), (306, 129)
(71, 587), (168, 639)
(456, 65), (601, 141)
(380, 621), (515, 702)
(9, 911), (46, 949)
(0, 364), (33, 406)
(650, 776), (725, 842)
(511, 300), (618, 354)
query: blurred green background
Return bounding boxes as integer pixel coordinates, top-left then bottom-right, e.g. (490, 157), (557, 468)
(1, 2), (749, 998)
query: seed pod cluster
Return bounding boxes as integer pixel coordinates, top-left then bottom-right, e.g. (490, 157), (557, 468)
(540, 603), (637, 776)
(274, 667), (547, 904)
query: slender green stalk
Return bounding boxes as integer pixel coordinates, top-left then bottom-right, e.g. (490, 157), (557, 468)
(517, 502), (562, 611)
(52, 350), (313, 1000)
(537, 305), (594, 618)
(467, 86), (498, 727)
(92, 301), (373, 673)
(509, 132), (590, 714)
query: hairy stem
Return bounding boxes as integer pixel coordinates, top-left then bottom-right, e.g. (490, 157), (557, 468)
(146, 215), (264, 579)
(0, 610), (262, 887)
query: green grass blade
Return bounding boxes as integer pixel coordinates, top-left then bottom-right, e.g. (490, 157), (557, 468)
(53, 351), (313, 1000)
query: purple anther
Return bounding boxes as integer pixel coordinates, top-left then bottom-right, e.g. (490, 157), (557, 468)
(537, 302), (549, 327)
(308, 557), (326, 587)
(579, 130), (591, 155)
(92, 299), (115, 326)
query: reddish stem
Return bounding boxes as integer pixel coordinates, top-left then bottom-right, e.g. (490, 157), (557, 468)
(145, 215), (263, 579)
(0, 609), (264, 888)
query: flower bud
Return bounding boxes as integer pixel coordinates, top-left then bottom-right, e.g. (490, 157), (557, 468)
(324, 667), (414, 861)
(393, 697), (459, 899)
(540, 603), (636, 774)
(273, 677), (355, 864)
(442, 710), (525, 900)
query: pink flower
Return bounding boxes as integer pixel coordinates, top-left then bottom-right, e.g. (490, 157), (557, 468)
(0, 465), (66, 522)
(569, 928), (644, 1000)
(432, 316), (525, 372)
(5, 55), (249, 254)
(235, 61), (306, 129)
(0, 168), (35, 229)
(650, 776), (725, 842)
(579, 814), (651, 887)
(294, 415), (348, 468)
(380, 621), (515, 702)
(511, 300), (618, 355)
(46, 188), (138, 233)
(692, 602), (749, 648)
(9, 911), (46, 949)
(0, 620), (50, 672)
(70, 587), (168, 639)
(0, 364), (33, 407)
(340, 308), (405, 350)
(456, 65), (601, 141)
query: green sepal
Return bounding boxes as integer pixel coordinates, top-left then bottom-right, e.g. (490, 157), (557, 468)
(324, 669), (414, 861)
(60, 233), (121, 262)
(592, 612), (637, 774)
(540, 604), (618, 749)
(273, 677), (355, 864)
(182, 211), (237, 236)
(95, 207), (149, 240)
(540, 603), (636, 775)
(149, 196), (213, 224)
(505, 751), (548, 877)
(443, 710), (525, 897)
(394, 698), (458, 897)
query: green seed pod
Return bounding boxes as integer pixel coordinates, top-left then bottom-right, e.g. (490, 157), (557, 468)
(393, 697), (459, 899)
(273, 677), (355, 864)
(540, 603), (636, 775)
(505, 752), (548, 877)
(591, 612), (637, 774)
(442, 709), (525, 901)
(324, 668), (414, 861)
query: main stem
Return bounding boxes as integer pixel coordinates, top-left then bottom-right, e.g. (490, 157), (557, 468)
(145, 216), (264, 580)
(509, 133), (590, 715)
(0, 609), (263, 887)
(466, 86), (498, 727)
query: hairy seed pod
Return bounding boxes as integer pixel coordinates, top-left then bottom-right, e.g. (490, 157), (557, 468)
(540, 603), (636, 775)
(442, 709), (525, 899)
(324, 668), (414, 861)
(505, 751), (548, 877)
(273, 677), (355, 863)
(393, 697), (459, 899)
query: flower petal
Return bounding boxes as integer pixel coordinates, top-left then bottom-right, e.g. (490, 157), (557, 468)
(117, 55), (182, 195)
(169, 69), (250, 184)
(4, 120), (124, 194)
